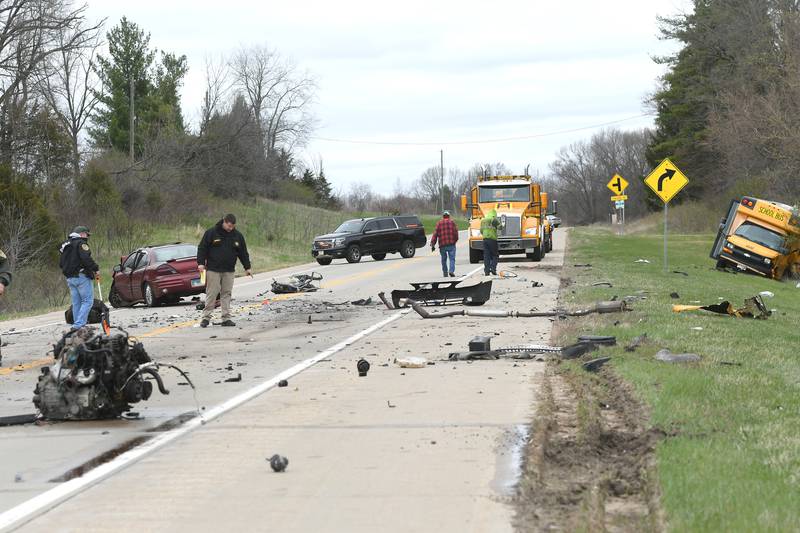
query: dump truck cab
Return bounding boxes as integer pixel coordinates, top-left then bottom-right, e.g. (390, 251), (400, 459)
(711, 196), (800, 279)
(460, 175), (551, 263)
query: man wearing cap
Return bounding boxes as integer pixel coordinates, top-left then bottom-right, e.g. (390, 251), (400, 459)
(59, 226), (100, 330)
(430, 210), (459, 277)
(197, 214), (252, 327)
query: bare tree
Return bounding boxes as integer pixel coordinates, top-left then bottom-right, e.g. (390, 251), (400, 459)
(414, 166), (441, 204)
(37, 22), (102, 178)
(346, 182), (373, 214)
(199, 53), (230, 135)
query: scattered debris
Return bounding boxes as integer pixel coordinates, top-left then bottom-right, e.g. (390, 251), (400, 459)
(357, 358), (370, 376)
(278, 379), (288, 387)
(719, 361), (742, 366)
(573, 263), (592, 268)
(0, 414), (38, 427)
(759, 291), (774, 298)
(387, 400), (396, 408)
(271, 272), (323, 294)
(560, 342), (600, 360)
(387, 279), (493, 308)
(531, 281), (544, 287)
(576, 335), (616, 346)
(592, 281), (613, 287)
(224, 373), (242, 382)
(655, 349), (701, 363)
(634, 259), (651, 263)
(670, 292), (680, 299)
(410, 299), (628, 319)
(395, 356), (428, 368)
(350, 297), (373, 306)
(268, 454), (289, 472)
(583, 357), (611, 372)
(672, 294), (771, 319)
(672, 270), (689, 276)
(625, 334), (648, 352)
(690, 327), (704, 331)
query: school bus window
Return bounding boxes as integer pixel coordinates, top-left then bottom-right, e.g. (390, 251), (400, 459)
(733, 222), (786, 252)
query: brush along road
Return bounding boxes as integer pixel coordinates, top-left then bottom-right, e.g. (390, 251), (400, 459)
(0, 230), (566, 533)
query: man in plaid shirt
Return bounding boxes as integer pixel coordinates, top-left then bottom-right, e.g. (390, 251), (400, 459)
(430, 210), (459, 277)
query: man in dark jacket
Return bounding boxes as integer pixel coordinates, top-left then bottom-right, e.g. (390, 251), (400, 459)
(59, 226), (100, 330)
(197, 214), (251, 327)
(0, 247), (10, 297)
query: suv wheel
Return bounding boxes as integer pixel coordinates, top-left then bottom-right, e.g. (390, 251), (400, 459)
(399, 240), (416, 258)
(346, 245), (362, 263)
(371, 253), (386, 261)
(144, 283), (160, 307)
(316, 257), (333, 266)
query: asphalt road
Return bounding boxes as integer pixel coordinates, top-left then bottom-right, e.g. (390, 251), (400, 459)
(0, 230), (566, 532)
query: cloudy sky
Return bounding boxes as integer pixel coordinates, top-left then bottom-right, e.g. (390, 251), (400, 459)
(85, 0), (689, 195)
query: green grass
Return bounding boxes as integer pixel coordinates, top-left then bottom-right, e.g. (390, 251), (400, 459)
(562, 227), (800, 532)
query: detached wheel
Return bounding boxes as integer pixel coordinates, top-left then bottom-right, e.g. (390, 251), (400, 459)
(143, 283), (160, 307)
(469, 247), (483, 264)
(399, 240), (416, 258)
(346, 245), (362, 263)
(316, 257), (333, 266)
(371, 253), (386, 261)
(108, 283), (127, 308)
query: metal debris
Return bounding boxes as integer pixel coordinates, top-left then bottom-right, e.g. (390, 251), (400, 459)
(271, 272), (323, 294)
(410, 299), (628, 319)
(583, 357), (611, 372)
(655, 349), (701, 363)
(672, 294), (771, 319)
(388, 279), (493, 308)
(357, 359), (370, 376)
(268, 454), (289, 472)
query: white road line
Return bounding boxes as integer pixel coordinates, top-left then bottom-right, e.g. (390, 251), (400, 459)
(0, 308), (410, 533)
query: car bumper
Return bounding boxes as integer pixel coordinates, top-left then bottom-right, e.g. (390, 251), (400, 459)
(470, 238), (540, 253)
(152, 275), (206, 297)
(312, 248), (347, 259)
(718, 252), (773, 277)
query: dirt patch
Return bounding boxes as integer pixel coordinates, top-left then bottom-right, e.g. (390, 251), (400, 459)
(514, 366), (663, 531)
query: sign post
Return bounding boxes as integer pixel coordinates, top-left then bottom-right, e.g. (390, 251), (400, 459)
(643, 158), (689, 271)
(607, 175), (630, 236)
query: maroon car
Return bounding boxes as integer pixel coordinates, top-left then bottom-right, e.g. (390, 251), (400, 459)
(109, 243), (204, 308)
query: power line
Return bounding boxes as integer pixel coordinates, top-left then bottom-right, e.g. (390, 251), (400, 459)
(310, 113), (654, 146)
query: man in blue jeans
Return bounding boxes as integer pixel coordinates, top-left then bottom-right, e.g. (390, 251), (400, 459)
(59, 226), (99, 330)
(430, 210), (459, 277)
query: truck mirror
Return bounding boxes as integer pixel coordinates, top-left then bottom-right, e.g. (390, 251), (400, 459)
(552, 200), (558, 215)
(460, 195), (467, 211)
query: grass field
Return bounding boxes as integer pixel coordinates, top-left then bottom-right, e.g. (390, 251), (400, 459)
(560, 227), (800, 531)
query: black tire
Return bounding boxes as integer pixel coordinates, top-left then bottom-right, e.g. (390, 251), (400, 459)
(399, 240), (416, 258)
(371, 253), (386, 261)
(526, 245), (543, 262)
(545, 234), (553, 253)
(143, 282), (160, 307)
(346, 245), (362, 263)
(108, 283), (127, 308)
(469, 247), (483, 264)
(316, 257), (333, 266)
(715, 259), (728, 269)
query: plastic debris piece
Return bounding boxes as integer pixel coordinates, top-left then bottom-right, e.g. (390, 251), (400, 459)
(655, 349), (701, 363)
(395, 356), (428, 368)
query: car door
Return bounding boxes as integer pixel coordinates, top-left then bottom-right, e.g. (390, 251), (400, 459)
(117, 252), (140, 300)
(360, 220), (380, 254)
(128, 251), (150, 301)
(377, 218), (401, 252)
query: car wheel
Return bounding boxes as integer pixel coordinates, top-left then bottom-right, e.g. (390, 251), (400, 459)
(469, 247), (483, 264)
(346, 245), (362, 263)
(316, 257), (333, 266)
(526, 245), (543, 262)
(144, 283), (160, 307)
(371, 253), (386, 261)
(108, 283), (127, 308)
(399, 240), (415, 258)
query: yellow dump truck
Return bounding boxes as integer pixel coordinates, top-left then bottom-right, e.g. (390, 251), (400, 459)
(460, 175), (553, 263)
(710, 196), (800, 279)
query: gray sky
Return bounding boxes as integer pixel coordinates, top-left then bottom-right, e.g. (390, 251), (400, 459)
(85, 0), (688, 195)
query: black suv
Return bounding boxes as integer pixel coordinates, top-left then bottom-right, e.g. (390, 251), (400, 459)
(311, 215), (427, 265)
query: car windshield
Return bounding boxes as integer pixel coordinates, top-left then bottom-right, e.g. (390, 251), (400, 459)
(734, 222), (786, 252)
(334, 220), (365, 233)
(478, 185), (530, 203)
(153, 244), (197, 262)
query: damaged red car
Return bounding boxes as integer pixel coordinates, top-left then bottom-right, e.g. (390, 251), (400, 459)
(109, 243), (204, 308)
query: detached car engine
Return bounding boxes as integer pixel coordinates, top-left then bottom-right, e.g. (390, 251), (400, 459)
(33, 328), (170, 420)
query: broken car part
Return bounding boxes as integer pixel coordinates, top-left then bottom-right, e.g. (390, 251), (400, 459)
(410, 299), (628, 319)
(583, 357), (611, 372)
(269, 454), (289, 472)
(33, 328), (178, 421)
(271, 272), (323, 294)
(388, 279), (493, 308)
(655, 349), (701, 363)
(357, 358), (370, 376)
(672, 294), (771, 319)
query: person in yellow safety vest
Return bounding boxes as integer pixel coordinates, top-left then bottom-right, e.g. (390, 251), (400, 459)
(480, 209), (501, 276)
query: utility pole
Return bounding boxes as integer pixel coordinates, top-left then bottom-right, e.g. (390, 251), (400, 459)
(129, 75), (135, 163)
(440, 149), (444, 213)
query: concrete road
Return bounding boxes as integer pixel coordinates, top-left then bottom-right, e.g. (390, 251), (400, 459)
(0, 230), (566, 532)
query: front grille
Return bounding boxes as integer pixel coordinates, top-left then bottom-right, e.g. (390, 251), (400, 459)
(315, 240), (332, 250)
(727, 248), (771, 276)
(500, 216), (521, 238)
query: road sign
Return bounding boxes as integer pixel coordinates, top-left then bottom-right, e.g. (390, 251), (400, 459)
(615, 200), (625, 208)
(644, 158), (689, 203)
(610, 194), (628, 201)
(607, 174), (629, 195)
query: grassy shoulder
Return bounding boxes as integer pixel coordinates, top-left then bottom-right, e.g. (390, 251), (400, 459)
(558, 227), (799, 531)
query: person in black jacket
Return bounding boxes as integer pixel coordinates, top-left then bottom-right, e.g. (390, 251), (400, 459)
(197, 214), (252, 327)
(59, 226), (100, 330)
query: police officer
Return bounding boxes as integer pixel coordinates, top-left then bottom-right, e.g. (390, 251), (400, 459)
(59, 226), (100, 330)
(197, 214), (252, 328)
(0, 247), (10, 365)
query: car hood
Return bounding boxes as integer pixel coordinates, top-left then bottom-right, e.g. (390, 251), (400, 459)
(314, 232), (352, 240)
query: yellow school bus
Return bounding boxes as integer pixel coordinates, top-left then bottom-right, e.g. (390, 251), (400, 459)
(710, 196), (800, 279)
(460, 175), (554, 263)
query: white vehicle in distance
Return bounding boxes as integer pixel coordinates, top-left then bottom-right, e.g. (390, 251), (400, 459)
(546, 214), (562, 228)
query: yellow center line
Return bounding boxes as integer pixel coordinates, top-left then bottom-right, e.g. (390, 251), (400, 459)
(1, 256), (433, 376)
